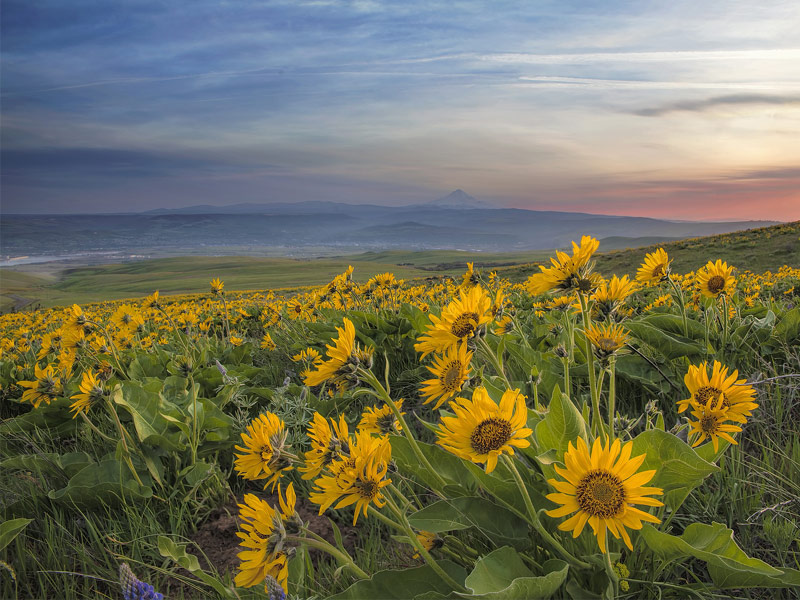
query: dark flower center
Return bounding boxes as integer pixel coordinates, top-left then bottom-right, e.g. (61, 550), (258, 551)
(576, 470), (626, 518)
(440, 360), (464, 392)
(470, 418), (512, 454)
(707, 275), (726, 294)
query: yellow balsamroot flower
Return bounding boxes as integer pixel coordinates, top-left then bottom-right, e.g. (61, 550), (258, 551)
(584, 322), (629, 360)
(592, 275), (637, 319)
(234, 412), (294, 490)
(144, 290), (160, 309)
(62, 304), (89, 336)
(358, 399), (404, 435)
(696, 260), (736, 298)
(636, 248), (672, 285)
(419, 343), (473, 409)
(413, 531), (444, 559)
(526, 236), (601, 295)
(110, 304), (144, 333)
(19, 363), (64, 409)
(310, 432), (392, 525)
(260, 333), (276, 350)
(70, 370), (106, 418)
(492, 315), (514, 335)
(546, 437), (663, 553)
(303, 318), (359, 388)
(235, 483), (296, 593)
(230, 335), (244, 346)
(292, 347), (322, 364)
(414, 286), (493, 358)
(300, 412), (351, 480)
(460, 262), (479, 289)
(677, 361), (758, 423)
(437, 387), (532, 473)
(686, 397), (742, 452)
(210, 277), (224, 295)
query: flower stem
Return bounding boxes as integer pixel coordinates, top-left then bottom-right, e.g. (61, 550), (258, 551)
(603, 534), (620, 598)
(476, 337), (512, 389)
(286, 535), (368, 579)
(501, 455), (591, 569)
(667, 275), (689, 337)
(608, 356), (616, 436)
(578, 294), (602, 438)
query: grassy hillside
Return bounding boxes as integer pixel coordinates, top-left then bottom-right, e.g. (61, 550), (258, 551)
(1, 222), (797, 311)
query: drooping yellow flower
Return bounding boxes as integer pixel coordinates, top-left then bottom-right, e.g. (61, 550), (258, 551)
(358, 399), (404, 435)
(677, 361), (758, 423)
(69, 370), (106, 418)
(546, 437), (663, 553)
(592, 275), (637, 319)
(526, 236), (601, 295)
(18, 363), (63, 409)
(584, 322), (629, 360)
(210, 277), (224, 295)
(636, 248), (672, 285)
(696, 260), (736, 298)
(414, 286), (492, 358)
(234, 412), (294, 489)
(310, 431), (392, 525)
(436, 387), (532, 473)
(686, 397), (742, 452)
(260, 333), (276, 350)
(303, 318), (359, 389)
(300, 412), (351, 480)
(419, 343), (472, 409)
(460, 262), (479, 289)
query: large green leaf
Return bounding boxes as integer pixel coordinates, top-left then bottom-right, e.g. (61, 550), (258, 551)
(463, 547), (568, 599)
(390, 436), (476, 494)
(47, 458), (152, 505)
(626, 321), (704, 360)
(329, 560), (467, 600)
(534, 385), (587, 458)
(113, 382), (186, 451)
(408, 496), (529, 549)
(640, 314), (705, 340)
(0, 518), (32, 551)
(631, 430), (718, 508)
(640, 522), (800, 589)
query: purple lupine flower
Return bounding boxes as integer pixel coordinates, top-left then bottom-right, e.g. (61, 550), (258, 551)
(265, 575), (286, 600)
(119, 562), (163, 600)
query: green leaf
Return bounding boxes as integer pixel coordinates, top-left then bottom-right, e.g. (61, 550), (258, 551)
(631, 429), (718, 508)
(408, 496), (529, 548)
(626, 321), (704, 360)
(114, 382), (186, 451)
(48, 458), (152, 506)
(328, 560), (467, 600)
(534, 385), (587, 458)
(463, 547), (568, 599)
(390, 436), (476, 494)
(0, 518), (32, 551)
(158, 535), (236, 598)
(640, 522), (800, 589)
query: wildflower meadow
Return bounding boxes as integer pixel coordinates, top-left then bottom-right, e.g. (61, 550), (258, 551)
(1, 235), (799, 599)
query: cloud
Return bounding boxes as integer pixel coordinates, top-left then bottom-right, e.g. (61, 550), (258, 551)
(634, 94), (800, 116)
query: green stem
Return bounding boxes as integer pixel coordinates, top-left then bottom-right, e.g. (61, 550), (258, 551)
(476, 337), (512, 389)
(603, 532), (619, 598)
(562, 356), (570, 400)
(78, 411), (115, 442)
(667, 275), (689, 337)
(501, 455), (591, 569)
(383, 493), (470, 594)
(285, 535), (368, 579)
(220, 294), (231, 338)
(105, 396), (144, 487)
(367, 505), (405, 532)
(359, 368), (448, 493)
(608, 356), (616, 436)
(578, 293), (601, 437)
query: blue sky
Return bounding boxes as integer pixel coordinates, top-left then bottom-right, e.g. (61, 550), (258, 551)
(2, 0), (799, 219)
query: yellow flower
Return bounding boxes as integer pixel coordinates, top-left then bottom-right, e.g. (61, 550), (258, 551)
(696, 260), (735, 298)
(546, 437), (663, 553)
(636, 248), (672, 285)
(292, 347), (322, 364)
(526, 236), (601, 295)
(414, 286), (492, 358)
(436, 387), (532, 473)
(413, 531), (444, 559)
(18, 363), (63, 409)
(210, 277), (224, 295)
(230, 335), (244, 346)
(260, 333), (276, 350)
(144, 290), (160, 309)
(303, 318), (358, 388)
(677, 361), (758, 423)
(310, 432), (392, 525)
(62, 304), (89, 336)
(300, 412), (351, 480)
(492, 315), (514, 335)
(592, 275), (637, 319)
(686, 398), (742, 452)
(69, 370), (106, 418)
(234, 413), (294, 489)
(460, 262), (479, 289)
(419, 343), (472, 409)
(358, 399), (404, 435)
(110, 304), (144, 333)
(584, 322), (629, 359)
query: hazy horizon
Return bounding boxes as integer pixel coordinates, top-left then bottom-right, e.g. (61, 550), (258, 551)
(2, 1), (799, 221)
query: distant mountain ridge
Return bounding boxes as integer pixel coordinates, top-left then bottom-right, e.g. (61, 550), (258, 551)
(2, 190), (782, 258)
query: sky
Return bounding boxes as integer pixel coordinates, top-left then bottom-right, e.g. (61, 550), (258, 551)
(2, 0), (799, 220)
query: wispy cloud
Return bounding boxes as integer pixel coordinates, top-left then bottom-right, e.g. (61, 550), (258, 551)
(634, 94), (800, 116)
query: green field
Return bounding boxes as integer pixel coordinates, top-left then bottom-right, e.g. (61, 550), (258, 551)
(2, 222), (797, 312)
